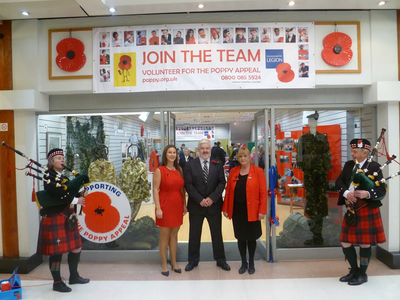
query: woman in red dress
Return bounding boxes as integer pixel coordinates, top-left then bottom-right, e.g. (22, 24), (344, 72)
(153, 145), (186, 276)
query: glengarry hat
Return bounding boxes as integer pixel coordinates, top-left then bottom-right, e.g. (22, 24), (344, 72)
(47, 148), (64, 160)
(350, 139), (371, 150)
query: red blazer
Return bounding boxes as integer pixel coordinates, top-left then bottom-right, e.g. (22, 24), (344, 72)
(222, 165), (267, 221)
(149, 150), (160, 172)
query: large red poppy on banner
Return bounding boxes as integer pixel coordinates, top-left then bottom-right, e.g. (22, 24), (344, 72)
(56, 38), (86, 72)
(276, 63), (295, 83)
(321, 32), (353, 67)
(118, 55), (132, 70)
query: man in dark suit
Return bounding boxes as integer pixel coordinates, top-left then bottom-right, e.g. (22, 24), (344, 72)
(184, 139), (230, 271)
(179, 149), (193, 171)
(335, 138), (386, 286)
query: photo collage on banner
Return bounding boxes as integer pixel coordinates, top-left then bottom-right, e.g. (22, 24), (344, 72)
(93, 23), (315, 93)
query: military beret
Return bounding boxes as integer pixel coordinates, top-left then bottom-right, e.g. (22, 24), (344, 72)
(306, 111), (319, 120)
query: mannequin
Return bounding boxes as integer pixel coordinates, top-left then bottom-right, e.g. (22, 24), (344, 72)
(308, 117), (317, 135)
(297, 112), (332, 246)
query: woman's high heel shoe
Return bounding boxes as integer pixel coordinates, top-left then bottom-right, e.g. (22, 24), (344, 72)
(173, 268), (182, 273)
(170, 262), (181, 273)
(161, 270), (169, 276)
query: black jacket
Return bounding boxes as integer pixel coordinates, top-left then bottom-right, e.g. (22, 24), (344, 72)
(335, 160), (386, 207)
(184, 158), (226, 215)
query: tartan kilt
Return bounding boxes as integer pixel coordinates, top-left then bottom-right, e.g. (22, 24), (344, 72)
(37, 208), (82, 255)
(341, 203), (386, 245)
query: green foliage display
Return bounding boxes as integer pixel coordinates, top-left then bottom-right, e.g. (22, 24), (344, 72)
(65, 116), (105, 175)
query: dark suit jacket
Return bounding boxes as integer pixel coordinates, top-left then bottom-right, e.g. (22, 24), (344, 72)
(184, 157), (226, 215)
(179, 155), (193, 171)
(335, 160), (386, 207)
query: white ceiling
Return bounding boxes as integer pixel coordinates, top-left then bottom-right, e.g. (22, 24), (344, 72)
(0, 0), (399, 21)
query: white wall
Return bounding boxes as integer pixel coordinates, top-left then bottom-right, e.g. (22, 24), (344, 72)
(103, 115), (161, 179)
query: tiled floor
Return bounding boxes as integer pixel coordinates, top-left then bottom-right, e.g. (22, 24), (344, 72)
(2, 258), (400, 299)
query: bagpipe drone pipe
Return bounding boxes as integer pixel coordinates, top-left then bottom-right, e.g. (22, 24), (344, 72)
(351, 128), (398, 200)
(2, 141), (89, 210)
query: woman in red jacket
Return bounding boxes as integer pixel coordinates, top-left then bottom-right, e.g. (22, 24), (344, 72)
(223, 147), (267, 274)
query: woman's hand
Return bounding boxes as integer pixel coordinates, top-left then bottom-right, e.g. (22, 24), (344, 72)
(258, 213), (266, 221)
(77, 197), (85, 205)
(82, 190), (88, 198)
(223, 212), (229, 219)
(183, 205), (187, 216)
(156, 208), (163, 219)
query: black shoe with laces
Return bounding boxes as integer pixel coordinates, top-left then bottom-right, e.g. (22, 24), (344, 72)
(348, 273), (368, 286)
(339, 268), (359, 282)
(69, 274), (90, 285)
(53, 281), (72, 293)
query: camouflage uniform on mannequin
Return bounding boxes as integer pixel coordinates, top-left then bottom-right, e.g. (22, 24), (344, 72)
(119, 157), (151, 221)
(88, 158), (117, 186)
(297, 112), (332, 246)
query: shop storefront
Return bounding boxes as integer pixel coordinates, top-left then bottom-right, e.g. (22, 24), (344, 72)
(1, 9), (399, 271)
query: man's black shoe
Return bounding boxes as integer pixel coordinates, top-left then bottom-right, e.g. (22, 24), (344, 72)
(339, 269), (358, 282)
(216, 262), (231, 271)
(69, 275), (90, 284)
(185, 263), (198, 272)
(53, 282), (72, 293)
(348, 273), (368, 286)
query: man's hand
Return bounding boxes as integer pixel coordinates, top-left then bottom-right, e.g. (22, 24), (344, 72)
(354, 190), (369, 199)
(200, 199), (208, 207)
(205, 197), (213, 207)
(258, 213), (266, 221)
(346, 192), (357, 203)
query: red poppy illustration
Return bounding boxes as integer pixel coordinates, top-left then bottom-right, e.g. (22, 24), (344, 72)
(321, 32), (353, 67)
(83, 192), (120, 233)
(276, 63), (295, 83)
(118, 55), (132, 82)
(55, 38), (86, 72)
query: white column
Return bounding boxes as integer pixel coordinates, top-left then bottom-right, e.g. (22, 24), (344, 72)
(377, 102), (400, 253)
(14, 110), (40, 256)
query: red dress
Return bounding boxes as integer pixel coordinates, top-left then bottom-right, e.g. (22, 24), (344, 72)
(155, 166), (184, 227)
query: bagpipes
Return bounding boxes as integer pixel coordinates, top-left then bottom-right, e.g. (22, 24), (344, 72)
(351, 128), (398, 200)
(2, 141), (89, 213)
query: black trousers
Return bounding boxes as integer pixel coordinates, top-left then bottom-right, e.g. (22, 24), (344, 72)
(188, 212), (226, 264)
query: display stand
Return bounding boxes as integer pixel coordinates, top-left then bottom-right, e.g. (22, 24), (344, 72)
(288, 184), (304, 213)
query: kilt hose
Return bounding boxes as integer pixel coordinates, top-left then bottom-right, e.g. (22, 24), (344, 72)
(37, 208), (82, 255)
(341, 201), (386, 245)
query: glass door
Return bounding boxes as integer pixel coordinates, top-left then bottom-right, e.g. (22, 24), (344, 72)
(166, 112), (176, 146)
(254, 109), (274, 261)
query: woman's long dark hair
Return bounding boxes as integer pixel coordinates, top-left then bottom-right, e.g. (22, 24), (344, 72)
(186, 29), (193, 42)
(161, 145), (183, 178)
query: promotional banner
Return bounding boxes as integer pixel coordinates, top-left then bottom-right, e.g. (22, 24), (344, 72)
(176, 125), (215, 140)
(93, 23), (314, 93)
(78, 182), (131, 243)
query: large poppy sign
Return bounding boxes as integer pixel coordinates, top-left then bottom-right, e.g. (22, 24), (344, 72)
(93, 22), (315, 93)
(78, 182), (131, 243)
